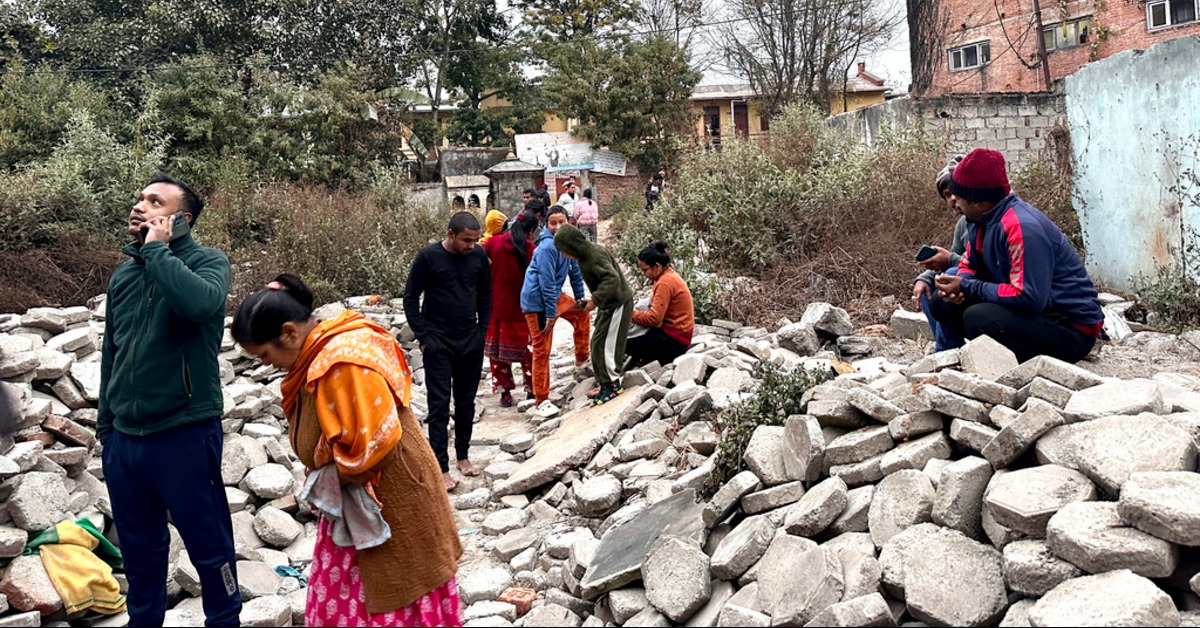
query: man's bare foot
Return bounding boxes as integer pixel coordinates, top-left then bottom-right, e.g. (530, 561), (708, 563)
(456, 460), (481, 477)
(443, 472), (458, 492)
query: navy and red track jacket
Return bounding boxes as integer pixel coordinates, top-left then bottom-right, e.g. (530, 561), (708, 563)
(957, 194), (1104, 337)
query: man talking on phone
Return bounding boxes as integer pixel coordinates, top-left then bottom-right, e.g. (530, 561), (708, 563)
(99, 173), (242, 626)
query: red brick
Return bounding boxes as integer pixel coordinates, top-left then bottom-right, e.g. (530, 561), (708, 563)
(41, 415), (96, 449)
(498, 587), (537, 616)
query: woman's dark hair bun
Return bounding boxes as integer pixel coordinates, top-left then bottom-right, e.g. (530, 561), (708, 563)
(652, 241), (669, 253)
(274, 273), (315, 311)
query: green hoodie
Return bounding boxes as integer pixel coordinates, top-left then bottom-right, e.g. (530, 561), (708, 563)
(553, 223), (632, 310)
(97, 219), (231, 445)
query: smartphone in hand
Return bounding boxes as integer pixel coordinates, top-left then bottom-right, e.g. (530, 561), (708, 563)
(915, 245), (938, 262)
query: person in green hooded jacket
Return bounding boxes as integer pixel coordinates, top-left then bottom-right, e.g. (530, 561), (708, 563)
(98, 173), (241, 626)
(553, 223), (634, 405)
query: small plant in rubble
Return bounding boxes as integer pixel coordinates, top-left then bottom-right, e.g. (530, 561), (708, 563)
(704, 363), (830, 496)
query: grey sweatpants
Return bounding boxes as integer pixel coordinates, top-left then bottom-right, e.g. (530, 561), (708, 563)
(591, 300), (633, 387)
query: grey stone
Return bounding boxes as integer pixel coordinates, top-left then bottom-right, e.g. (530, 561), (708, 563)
(807, 400), (871, 429)
(1002, 540), (1084, 598)
(237, 560), (283, 599)
(1118, 471), (1200, 546)
(1028, 570), (1181, 627)
(778, 322), (821, 355)
(252, 507), (302, 548)
(643, 536), (711, 622)
(888, 411), (943, 441)
(711, 515), (774, 581)
(576, 475), (623, 517)
(801, 303), (854, 338)
(960, 335), (1019, 381)
(0, 611), (43, 627)
(482, 509), (528, 536)
(757, 536), (844, 626)
(67, 361), (101, 401)
(868, 470), (934, 548)
(950, 419), (999, 454)
(704, 471), (761, 528)
(580, 489), (705, 599)
(684, 580), (734, 628)
(905, 531), (1008, 627)
(983, 401), (1064, 469)
(784, 476), (849, 537)
(742, 426), (795, 486)
(991, 404), (1022, 429)
(932, 456), (993, 540)
(609, 588), (650, 624)
(0, 527), (26, 559)
(463, 601), (518, 622)
(1063, 378), (1165, 422)
(9, 472), (68, 531)
(458, 566), (513, 605)
(834, 542), (883, 602)
(847, 388), (905, 422)
(243, 463), (293, 499)
(5, 441), (41, 472)
(890, 309), (933, 341)
(240, 595), (292, 627)
(497, 386), (644, 495)
(985, 465), (1097, 538)
(0, 555), (63, 615)
(672, 354), (708, 387)
(829, 485), (875, 535)
(524, 603), (582, 627)
(917, 385), (990, 423)
(0, 352), (38, 379)
(879, 431), (951, 475)
(826, 426), (893, 466)
(741, 481), (805, 515)
(494, 527), (540, 561)
(783, 415), (825, 483)
(1046, 501), (1178, 578)
(877, 523), (945, 600)
(707, 367), (754, 393)
(829, 455), (885, 488)
(1074, 414), (1197, 496)
(904, 349), (961, 377)
(1021, 377), (1074, 409)
(997, 355), (1103, 391)
(805, 592), (895, 627)
(936, 369), (1019, 406)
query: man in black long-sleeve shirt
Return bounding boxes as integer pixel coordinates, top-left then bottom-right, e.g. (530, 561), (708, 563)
(404, 211), (492, 492)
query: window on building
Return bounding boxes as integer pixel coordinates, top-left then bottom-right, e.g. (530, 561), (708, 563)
(1043, 17), (1092, 51)
(1147, 0), (1197, 29)
(948, 41), (991, 72)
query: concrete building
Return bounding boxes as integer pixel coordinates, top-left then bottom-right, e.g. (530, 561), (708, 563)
(927, 0), (1200, 94)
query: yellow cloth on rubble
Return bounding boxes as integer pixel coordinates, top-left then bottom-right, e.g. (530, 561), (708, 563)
(35, 521), (126, 615)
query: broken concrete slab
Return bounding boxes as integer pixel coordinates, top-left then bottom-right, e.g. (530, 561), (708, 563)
(703, 471), (761, 528)
(741, 481), (805, 515)
(997, 355), (1103, 391)
(711, 515), (774, 581)
(497, 386), (643, 496)
(847, 388), (905, 423)
(877, 523), (944, 600)
(868, 470), (934, 549)
(984, 464), (1098, 538)
(804, 592), (895, 628)
(890, 309), (932, 341)
(1001, 539), (1083, 598)
(829, 455), (886, 488)
(1118, 471), (1200, 546)
(580, 488), (705, 599)
(879, 432), (951, 476)
(1028, 570), (1181, 627)
(757, 536), (844, 626)
(826, 426), (893, 467)
(829, 485), (875, 535)
(1071, 413), (1196, 496)
(932, 456), (994, 541)
(905, 531), (1008, 627)
(807, 400), (871, 429)
(643, 536), (711, 623)
(742, 425), (797, 486)
(800, 303), (854, 338)
(935, 369), (1018, 407)
(1046, 501), (1178, 578)
(887, 411), (944, 442)
(784, 476), (849, 538)
(916, 384), (991, 423)
(960, 335), (1019, 381)
(1063, 379), (1166, 422)
(783, 415), (825, 483)
(982, 401), (1064, 469)
(950, 419), (1000, 455)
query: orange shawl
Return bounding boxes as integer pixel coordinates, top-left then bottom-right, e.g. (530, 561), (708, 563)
(281, 311), (412, 476)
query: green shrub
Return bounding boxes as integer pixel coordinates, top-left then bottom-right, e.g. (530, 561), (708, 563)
(705, 363), (831, 494)
(1130, 231), (1200, 333)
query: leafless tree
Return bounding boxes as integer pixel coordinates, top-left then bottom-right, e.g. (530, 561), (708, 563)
(908, 0), (949, 96)
(640, 0), (719, 73)
(714, 0), (902, 117)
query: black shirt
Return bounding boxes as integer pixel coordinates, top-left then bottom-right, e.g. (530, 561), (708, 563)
(402, 242), (492, 352)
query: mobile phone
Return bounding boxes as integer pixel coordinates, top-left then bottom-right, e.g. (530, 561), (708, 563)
(915, 245), (938, 262)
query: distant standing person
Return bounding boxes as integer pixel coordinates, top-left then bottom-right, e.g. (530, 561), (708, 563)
(626, 242), (695, 368)
(98, 173), (241, 626)
(574, 188), (599, 243)
(483, 212), (539, 407)
(645, 172), (664, 212)
(553, 224), (634, 405)
(535, 185), (552, 213)
(403, 212), (492, 492)
(558, 180), (578, 220)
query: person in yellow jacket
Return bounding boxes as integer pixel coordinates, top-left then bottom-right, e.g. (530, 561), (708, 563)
(480, 209), (507, 244)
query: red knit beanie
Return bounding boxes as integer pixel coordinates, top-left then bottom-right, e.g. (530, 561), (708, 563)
(947, 148), (1011, 202)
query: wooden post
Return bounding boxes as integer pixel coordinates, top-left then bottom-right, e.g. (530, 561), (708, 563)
(1031, 0), (1054, 90)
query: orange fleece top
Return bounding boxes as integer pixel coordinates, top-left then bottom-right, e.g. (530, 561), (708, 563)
(632, 267), (695, 342)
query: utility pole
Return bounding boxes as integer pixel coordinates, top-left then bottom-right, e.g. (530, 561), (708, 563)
(1031, 0), (1053, 90)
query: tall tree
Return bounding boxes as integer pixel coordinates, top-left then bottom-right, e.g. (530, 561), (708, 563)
(716, 0), (900, 117)
(516, 0), (641, 43)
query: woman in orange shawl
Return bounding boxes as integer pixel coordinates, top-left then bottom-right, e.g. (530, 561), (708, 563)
(233, 274), (462, 627)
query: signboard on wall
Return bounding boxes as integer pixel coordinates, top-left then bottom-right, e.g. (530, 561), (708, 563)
(516, 132), (594, 172)
(592, 149), (627, 176)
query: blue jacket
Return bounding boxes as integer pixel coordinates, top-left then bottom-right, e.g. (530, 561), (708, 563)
(521, 232), (586, 319)
(957, 194), (1103, 329)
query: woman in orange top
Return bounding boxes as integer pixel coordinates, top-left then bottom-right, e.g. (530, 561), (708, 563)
(233, 274), (462, 627)
(626, 242), (695, 369)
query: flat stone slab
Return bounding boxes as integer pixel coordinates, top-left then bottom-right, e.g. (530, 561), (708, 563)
(783, 415), (825, 482)
(825, 426), (893, 467)
(932, 456), (994, 541)
(1046, 501), (1178, 579)
(784, 476), (849, 537)
(711, 515), (775, 581)
(1028, 570), (1181, 627)
(643, 536), (711, 623)
(1063, 378), (1165, 422)
(984, 465), (1098, 538)
(1002, 539), (1083, 598)
(496, 386), (643, 495)
(804, 592), (894, 628)
(905, 531), (1008, 627)
(1118, 471), (1200, 546)
(997, 355), (1103, 391)
(757, 536), (844, 626)
(982, 401), (1064, 469)
(960, 335), (1019, 381)
(868, 470), (934, 549)
(579, 488), (704, 599)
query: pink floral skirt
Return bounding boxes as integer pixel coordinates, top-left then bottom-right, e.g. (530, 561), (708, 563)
(306, 517), (462, 627)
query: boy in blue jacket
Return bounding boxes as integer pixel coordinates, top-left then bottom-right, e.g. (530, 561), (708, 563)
(929, 148), (1103, 363)
(521, 207), (590, 407)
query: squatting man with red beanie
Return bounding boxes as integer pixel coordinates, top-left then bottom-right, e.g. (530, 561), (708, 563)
(927, 148), (1104, 363)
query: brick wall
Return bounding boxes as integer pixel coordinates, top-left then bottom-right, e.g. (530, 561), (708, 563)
(828, 92), (1066, 170)
(928, 0), (1200, 95)
(590, 168), (645, 208)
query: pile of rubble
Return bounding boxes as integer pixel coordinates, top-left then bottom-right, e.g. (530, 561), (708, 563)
(449, 302), (1200, 628)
